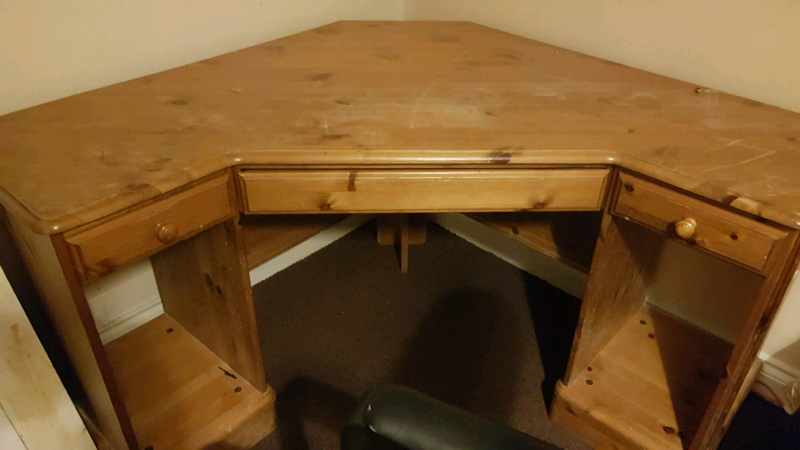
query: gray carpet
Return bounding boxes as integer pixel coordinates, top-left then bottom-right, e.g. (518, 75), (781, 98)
(250, 220), (589, 450)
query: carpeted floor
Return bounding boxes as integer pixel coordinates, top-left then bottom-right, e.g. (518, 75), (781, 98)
(249, 220), (589, 450)
(719, 392), (800, 450)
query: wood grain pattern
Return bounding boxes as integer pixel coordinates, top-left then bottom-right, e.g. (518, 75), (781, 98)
(76, 407), (115, 450)
(690, 228), (800, 449)
(614, 171), (788, 273)
(1, 20), (799, 449)
(0, 266), (97, 450)
(3, 213), (136, 449)
(376, 214), (424, 272)
(65, 171), (233, 283)
(722, 359), (761, 432)
(564, 213), (664, 384)
(467, 212), (601, 273)
(550, 383), (641, 450)
(105, 314), (276, 450)
(399, 213), (409, 273)
(239, 169), (609, 213)
(151, 220), (266, 392)
(241, 214), (348, 269)
(556, 305), (733, 450)
(3, 22), (800, 233)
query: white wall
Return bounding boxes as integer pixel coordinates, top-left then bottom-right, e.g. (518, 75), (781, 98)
(407, 0), (800, 113)
(761, 274), (800, 370)
(85, 259), (163, 344)
(646, 239), (763, 344)
(0, 0), (404, 115)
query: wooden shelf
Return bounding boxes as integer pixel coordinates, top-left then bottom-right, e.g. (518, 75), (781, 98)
(241, 214), (349, 269)
(552, 305), (733, 449)
(105, 314), (276, 449)
(467, 212), (600, 273)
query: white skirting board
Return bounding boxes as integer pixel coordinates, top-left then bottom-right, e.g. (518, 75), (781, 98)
(90, 214), (372, 344)
(95, 297), (164, 345)
(86, 259), (164, 344)
(755, 351), (800, 414)
(87, 213), (800, 413)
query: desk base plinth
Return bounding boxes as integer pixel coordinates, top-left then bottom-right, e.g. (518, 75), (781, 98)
(104, 314), (275, 449)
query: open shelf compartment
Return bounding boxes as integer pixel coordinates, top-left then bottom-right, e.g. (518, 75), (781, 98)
(550, 213), (766, 449)
(104, 314), (276, 449)
(554, 305), (732, 449)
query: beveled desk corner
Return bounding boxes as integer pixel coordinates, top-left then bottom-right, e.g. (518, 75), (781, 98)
(1, 21), (800, 450)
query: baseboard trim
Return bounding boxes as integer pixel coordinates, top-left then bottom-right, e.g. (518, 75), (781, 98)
(755, 352), (800, 414)
(98, 297), (163, 344)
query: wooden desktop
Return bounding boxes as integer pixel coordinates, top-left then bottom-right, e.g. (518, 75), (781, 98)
(1, 21), (800, 450)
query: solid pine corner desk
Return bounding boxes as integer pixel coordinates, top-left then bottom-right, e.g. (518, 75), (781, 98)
(2, 21), (800, 450)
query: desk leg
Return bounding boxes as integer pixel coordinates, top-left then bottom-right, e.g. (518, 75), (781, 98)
(693, 229), (800, 449)
(151, 218), (267, 391)
(3, 212), (137, 450)
(377, 214), (426, 272)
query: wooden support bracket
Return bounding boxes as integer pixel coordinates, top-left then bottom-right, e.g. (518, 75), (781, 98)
(377, 214), (426, 273)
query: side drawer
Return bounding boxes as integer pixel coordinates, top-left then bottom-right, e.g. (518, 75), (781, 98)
(65, 172), (233, 282)
(613, 172), (787, 273)
(239, 169), (609, 214)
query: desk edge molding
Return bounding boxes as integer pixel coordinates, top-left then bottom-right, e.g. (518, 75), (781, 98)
(3, 150), (799, 235)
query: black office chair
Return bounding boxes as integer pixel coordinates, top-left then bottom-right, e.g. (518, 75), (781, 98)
(341, 384), (560, 450)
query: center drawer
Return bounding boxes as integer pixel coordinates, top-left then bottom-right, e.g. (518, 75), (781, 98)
(238, 169), (609, 214)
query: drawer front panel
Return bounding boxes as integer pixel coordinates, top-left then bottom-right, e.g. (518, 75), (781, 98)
(66, 173), (233, 282)
(613, 172), (786, 272)
(239, 169), (609, 214)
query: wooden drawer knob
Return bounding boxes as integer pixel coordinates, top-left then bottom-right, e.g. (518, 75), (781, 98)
(156, 223), (179, 244)
(674, 218), (697, 239)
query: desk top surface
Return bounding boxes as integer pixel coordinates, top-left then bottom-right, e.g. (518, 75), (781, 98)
(2, 21), (800, 233)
